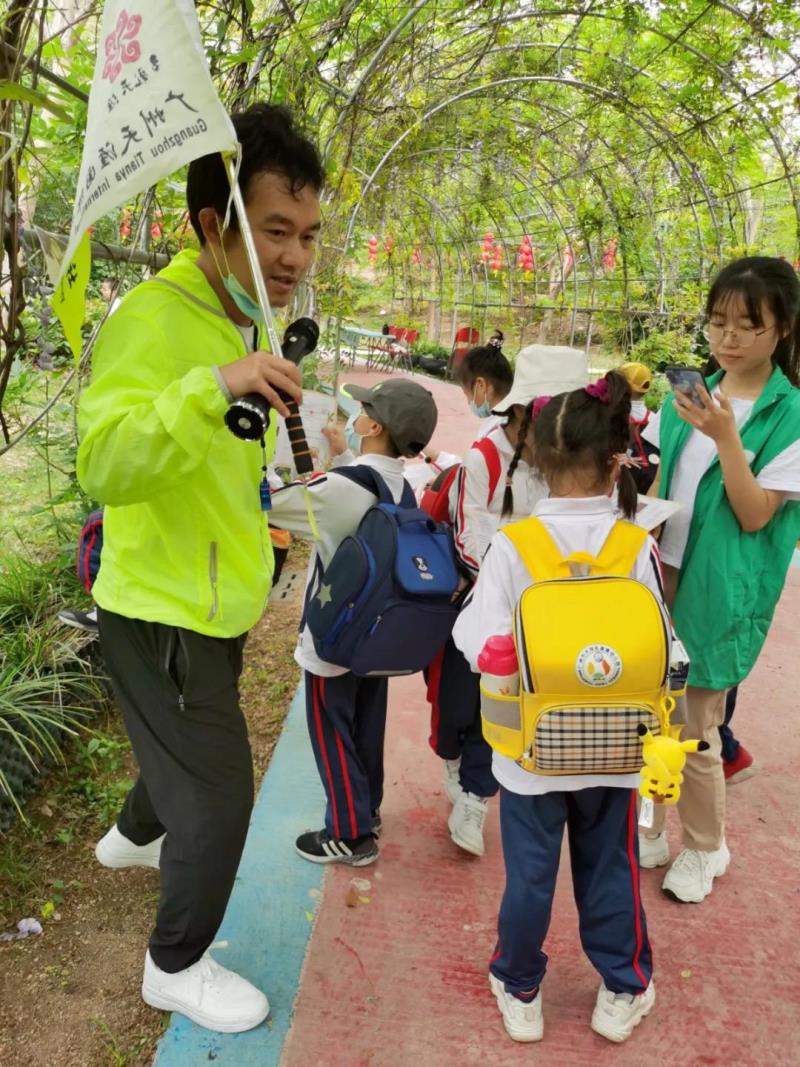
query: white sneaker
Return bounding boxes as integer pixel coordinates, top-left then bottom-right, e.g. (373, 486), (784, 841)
(661, 842), (730, 903)
(638, 831), (669, 869)
(142, 950), (269, 1033)
(591, 980), (655, 1043)
(443, 758), (462, 804)
(489, 973), (543, 1042)
(95, 825), (164, 870)
(448, 791), (488, 857)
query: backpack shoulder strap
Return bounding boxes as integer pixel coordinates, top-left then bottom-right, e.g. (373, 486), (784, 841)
(502, 517), (565, 581)
(473, 437), (503, 505)
(594, 520), (648, 576)
(503, 516), (648, 582)
(331, 464), (393, 504)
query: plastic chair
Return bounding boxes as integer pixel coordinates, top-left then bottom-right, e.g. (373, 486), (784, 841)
(448, 326), (480, 378)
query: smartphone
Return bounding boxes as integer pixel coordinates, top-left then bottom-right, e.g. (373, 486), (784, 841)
(665, 365), (707, 407)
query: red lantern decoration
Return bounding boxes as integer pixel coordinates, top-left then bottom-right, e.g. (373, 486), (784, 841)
(490, 242), (503, 273)
(411, 243), (422, 266)
(367, 235), (379, 264)
(119, 209), (131, 240)
(516, 235), (534, 273)
(384, 235), (396, 258)
(602, 238), (618, 272)
(480, 230), (495, 263)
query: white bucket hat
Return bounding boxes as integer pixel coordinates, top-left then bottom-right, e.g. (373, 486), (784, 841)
(494, 344), (589, 413)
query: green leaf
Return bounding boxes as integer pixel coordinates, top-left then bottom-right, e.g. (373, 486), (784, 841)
(0, 80), (69, 120)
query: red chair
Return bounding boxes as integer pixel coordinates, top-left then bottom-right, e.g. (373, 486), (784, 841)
(404, 329), (419, 345)
(449, 325), (480, 378)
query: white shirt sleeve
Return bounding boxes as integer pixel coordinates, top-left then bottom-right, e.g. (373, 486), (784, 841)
(269, 472), (372, 542)
(641, 407), (661, 448)
(451, 445), (496, 577)
(756, 438), (800, 500)
(452, 534), (526, 669)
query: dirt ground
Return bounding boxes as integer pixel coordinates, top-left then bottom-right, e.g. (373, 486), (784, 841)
(0, 546), (307, 1067)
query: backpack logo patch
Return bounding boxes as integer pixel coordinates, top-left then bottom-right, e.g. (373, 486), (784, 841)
(413, 556), (434, 581)
(575, 645), (623, 687)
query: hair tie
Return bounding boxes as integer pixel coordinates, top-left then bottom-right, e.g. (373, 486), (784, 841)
(585, 378), (610, 403)
(488, 337), (502, 349)
(531, 395), (552, 419)
(613, 453), (643, 469)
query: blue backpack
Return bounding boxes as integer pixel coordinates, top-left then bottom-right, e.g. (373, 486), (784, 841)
(306, 466), (460, 676)
(77, 509), (104, 592)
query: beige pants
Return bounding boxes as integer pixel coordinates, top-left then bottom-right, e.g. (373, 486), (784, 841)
(648, 564), (727, 851)
(649, 686), (727, 851)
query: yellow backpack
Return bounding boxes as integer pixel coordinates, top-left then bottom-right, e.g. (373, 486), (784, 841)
(480, 517), (674, 776)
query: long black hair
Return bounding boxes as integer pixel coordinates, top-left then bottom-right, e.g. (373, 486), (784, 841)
(706, 256), (800, 386)
(500, 402), (534, 518)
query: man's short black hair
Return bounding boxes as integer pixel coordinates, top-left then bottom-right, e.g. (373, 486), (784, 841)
(186, 103), (324, 245)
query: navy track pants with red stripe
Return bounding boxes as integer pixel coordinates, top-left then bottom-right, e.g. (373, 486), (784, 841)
(491, 786), (652, 998)
(305, 671), (387, 841)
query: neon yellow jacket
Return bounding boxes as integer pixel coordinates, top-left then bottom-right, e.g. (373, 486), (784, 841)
(77, 249), (277, 637)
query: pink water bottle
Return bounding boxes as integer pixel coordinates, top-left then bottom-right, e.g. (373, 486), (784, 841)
(478, 634), (519, 697)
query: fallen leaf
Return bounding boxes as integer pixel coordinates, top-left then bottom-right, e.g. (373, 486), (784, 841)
(358, 896), (370, 904)
(344, 885), (359, 908)
(305, 910), (315, 922)
(680, 969), (692, 978)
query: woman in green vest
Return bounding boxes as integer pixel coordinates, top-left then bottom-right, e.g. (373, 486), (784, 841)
(639, 256), (800, 903)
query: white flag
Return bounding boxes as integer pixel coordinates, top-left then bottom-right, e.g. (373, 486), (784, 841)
(57, 0), (237, 281)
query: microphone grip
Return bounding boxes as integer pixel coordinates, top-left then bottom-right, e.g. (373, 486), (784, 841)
(281, 395), (315, 476)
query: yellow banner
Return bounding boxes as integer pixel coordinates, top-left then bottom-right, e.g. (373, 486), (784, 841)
(51, 231), (91, 364)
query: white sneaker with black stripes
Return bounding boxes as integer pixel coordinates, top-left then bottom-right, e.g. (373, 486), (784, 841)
(295, 829), (378, 866)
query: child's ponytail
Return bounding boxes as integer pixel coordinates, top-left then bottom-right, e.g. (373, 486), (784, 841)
(532, 370), (635, 512)
(501, 402), (533, 518)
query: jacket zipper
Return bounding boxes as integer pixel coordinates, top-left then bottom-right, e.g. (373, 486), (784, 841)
(207, 541), (219, 621)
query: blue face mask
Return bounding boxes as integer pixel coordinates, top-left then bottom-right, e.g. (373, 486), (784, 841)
(344, 412), (362, 454)
(223, 272), (264, 323)
(212, 234), (264, 323)
(469, 383), (492, 418)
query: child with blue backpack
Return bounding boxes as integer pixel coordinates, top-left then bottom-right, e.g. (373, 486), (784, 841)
(268, 378), (441, 865)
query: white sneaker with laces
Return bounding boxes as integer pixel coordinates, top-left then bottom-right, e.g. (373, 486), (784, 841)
(661, 842), (730, 903)
(448, 791), (488, 857)
(95, 825), (164, 870)
(591, 980), (655, 1043)
(142, 950), (269, 1033)
(638, 831), (669, 869)
(489, 973), (543, 1042)
(443, 758), (462, 804)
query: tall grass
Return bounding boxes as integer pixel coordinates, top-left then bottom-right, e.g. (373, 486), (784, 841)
(0, 549), (105, 821)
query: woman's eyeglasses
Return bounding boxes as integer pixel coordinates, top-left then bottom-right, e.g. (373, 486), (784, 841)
(702, 322), (774, 349)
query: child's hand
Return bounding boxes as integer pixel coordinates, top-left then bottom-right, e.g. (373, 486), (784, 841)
(674, 388), (737, 444)
(322, 425), (347, 457)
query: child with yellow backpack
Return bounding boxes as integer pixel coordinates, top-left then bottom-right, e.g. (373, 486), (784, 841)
(454, 371), (685, 1045)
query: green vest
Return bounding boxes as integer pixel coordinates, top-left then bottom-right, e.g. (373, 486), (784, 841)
(659, 366), (800, 689)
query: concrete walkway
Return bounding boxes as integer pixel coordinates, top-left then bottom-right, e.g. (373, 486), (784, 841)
(154, 366), (800, 1065)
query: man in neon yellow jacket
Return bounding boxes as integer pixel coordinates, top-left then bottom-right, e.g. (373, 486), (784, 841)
(78, 104), (322, 1033)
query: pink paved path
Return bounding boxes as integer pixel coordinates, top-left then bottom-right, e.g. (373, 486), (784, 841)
(282, 365), (799, 1066)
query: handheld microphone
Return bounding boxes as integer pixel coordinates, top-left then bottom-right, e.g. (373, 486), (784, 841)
(225, 318), (320, 477)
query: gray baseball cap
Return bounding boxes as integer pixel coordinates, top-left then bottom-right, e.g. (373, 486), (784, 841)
(342, 379), (438, 457)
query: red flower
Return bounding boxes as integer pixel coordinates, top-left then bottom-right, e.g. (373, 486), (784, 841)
(103, 10), (142, 83)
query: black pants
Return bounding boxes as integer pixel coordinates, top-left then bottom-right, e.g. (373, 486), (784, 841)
(98, 608), (253, 973)
(305, 671), (387, 840)
(426, 637), (498, 798)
